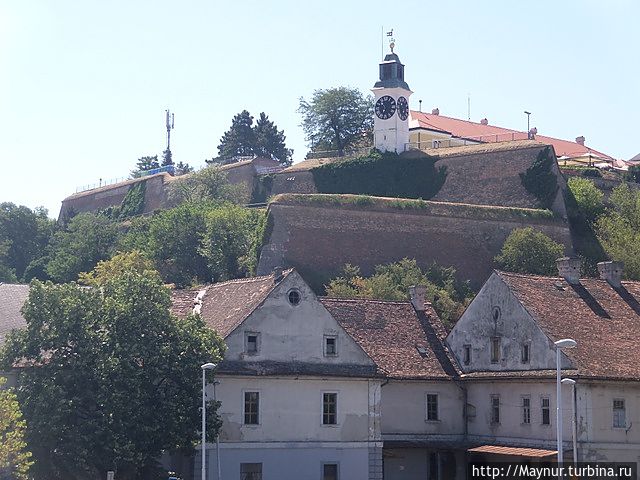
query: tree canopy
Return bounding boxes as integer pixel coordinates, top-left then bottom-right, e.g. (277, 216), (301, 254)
(494, 227), (565, 276)
(0, 259), (224, 480)
(215, 110), (292, 166)
(131, 155), (160, 178)
(567, 177), (604, 223)
(168, 165), (245, 205)
(298, 87), (373, 156)
(325, 259), (473, 325)
(0, 377), (33, 480)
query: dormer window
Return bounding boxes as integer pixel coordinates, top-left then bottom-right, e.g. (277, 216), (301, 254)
(245, 332), (260, 355)
(324, 335), (338, 356)
(490, 337), (501, 363)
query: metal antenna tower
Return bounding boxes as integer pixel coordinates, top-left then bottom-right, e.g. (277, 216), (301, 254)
(165, 109), (175, 151)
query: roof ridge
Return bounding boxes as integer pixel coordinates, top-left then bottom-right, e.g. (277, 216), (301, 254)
(205, 269), (293, 289)
(321, 297), (411, 305)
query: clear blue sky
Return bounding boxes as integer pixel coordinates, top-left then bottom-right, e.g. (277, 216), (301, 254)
(1, 0), (638, 217)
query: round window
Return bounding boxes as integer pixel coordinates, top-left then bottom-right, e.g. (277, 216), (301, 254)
(288, 289), (301, 306)
(492, 306), (501, 321)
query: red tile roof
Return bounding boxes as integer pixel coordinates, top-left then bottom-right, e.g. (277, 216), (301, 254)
(320, 298), (459, 379)
(468, 445), (557, 458)
(410, 111), (614, 161)
(496, 271), (640, 380)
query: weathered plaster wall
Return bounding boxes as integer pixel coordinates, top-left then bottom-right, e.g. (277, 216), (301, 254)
(446, 273), (571, 372)
(214, 376), (380, 443)
(380, 380), (464, 437)
(257, 203), (573, 290)
(224, 272), (374, 366)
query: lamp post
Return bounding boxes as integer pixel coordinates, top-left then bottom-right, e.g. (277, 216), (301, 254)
(201, 363), (217, 480)
(524, 111), (531, 138)
(561, 378), (577, 466)
(554, 339), (577, 475)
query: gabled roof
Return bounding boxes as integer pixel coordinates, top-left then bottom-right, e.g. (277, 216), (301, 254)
(0, 283), (29, 346)
(320, 298), (459, 379)
(496, 271), (640, 380)
(410, 110), (614, 161)
(172, 270), (293, 338)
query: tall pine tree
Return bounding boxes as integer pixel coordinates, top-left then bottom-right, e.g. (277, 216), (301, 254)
(214, 110), (292, 166)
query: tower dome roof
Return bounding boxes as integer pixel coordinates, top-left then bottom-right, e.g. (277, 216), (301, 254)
(373, 51), (410, 90)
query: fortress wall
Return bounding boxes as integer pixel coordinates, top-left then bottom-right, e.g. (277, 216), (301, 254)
(271, 171), (317, 195)
(257, 202), (573, 290)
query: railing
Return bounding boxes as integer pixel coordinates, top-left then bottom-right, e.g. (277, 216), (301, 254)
(406, 132), (532, 152)
(75, 176), (129, 193)
(305, 147), (373, 160)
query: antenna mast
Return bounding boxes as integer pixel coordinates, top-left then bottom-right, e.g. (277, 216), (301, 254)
(165, 109), (175, 151)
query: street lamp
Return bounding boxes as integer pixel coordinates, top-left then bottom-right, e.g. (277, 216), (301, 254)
(561, 378), (577, 466)
(524, 111), (531, 138)
(554, 338), (576, 473)
(201, 363), (217, 480)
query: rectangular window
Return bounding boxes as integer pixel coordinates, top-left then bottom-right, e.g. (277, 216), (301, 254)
(463, 344), (471, 365)
(541, 397), (550, 425)
(613, 399), (626, 428)
(323, 392), (337, 425)
(490, 337), (501, 363)
(324, 335), (337, 356)
(323, 463), (338, 480)
(240, 463), (262, 480)
(490, 395), (500, 424)
(246, 334), (259, 354)
(521, 343), (530, 364)
(244, 392), (259, 425)
(426, 394), (439, 421)
(522, 396), (531, 424)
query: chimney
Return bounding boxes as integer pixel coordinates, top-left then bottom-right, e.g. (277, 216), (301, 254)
(556, 257), (581, 285)
(597, 261), (623, 288)
(409, 285), (427, 311)
(480, 118), (488, 125)
(431, 108), (439, 116)
(575, 136), (585, 146)
(272, 266), (284, 283)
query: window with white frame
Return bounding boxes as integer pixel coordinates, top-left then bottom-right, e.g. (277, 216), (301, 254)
(522, 396), (531, 424)
(490, 395), (500, 424)
(323, 392), (337, 425)
(240, 463), (262, 480)
(426, 393), (439, 421)
(613, 399), (626, 428)
(541, 397), (551, 425)
(324, 335), (338, 356)
(243, 391), (259, 425)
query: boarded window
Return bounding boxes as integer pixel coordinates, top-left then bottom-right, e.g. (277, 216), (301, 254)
(491, 396), (500, 424)
(490, 337), (501, 363)
(463, 345), (471, 365)
(521, 343), (530, 363)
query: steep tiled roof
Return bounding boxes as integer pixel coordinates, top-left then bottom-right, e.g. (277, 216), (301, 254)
(320, 298), (459, 379)
(497, 271), (640, 380)
(196, 271), (292, 338)
(217, 360), (379, 378)
(410, 110), (614, 161)
(0, 284), (29, 346)
(169, 288), (200, 318)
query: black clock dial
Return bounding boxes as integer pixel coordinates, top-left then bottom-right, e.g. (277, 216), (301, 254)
(375, 95), (396, 120)
(397, 96), (409, 120)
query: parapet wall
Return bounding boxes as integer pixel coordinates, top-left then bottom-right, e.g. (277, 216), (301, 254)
(257, 195), (573, 290)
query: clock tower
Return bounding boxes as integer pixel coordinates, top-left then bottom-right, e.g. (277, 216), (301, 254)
(371, 43), (412, 153)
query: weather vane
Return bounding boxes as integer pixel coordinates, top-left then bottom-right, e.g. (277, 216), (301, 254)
(387, 29), (395, 53)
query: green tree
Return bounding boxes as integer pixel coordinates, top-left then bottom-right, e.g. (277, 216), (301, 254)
(161, 148), (173, 166)
(495, 227), (565, 276)
(45, 213), (120, 283)
(168, 166), (244, 205)
(298, 87), (373, 156)
(253, 112), (293, 166)
(78, 250), (155, 286)
(200, 206), (265, 281)
(216, 110), (257, 163)
(174, 161), (194, 176)
(0, 262), (224, 480)
(596, 183), (640, 279)
(0, 377), (33, 480)
(623, 164), (640, 183)
(567, 177), (604, 223)
(325, 259), (472, 325)
(0, 203), (55, 282)
(131, 155), (160, 178)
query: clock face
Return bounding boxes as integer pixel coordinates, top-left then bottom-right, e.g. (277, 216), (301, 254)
(397, 96), (409, 121)
(375, 95), (396, 120)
